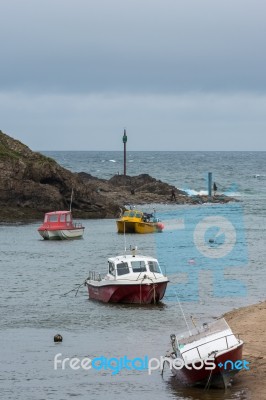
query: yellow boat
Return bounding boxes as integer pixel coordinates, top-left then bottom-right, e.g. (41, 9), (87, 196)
(116, 209), (164, 234)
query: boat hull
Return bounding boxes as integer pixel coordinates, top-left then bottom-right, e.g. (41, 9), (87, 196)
(135, 222), (164, 233)
(168, 342), (244, 388)
(116, 221), (163, 234)
(116, 221), (137, 233)
(87, 281), (168, 304)
(38, 228), (84, 240)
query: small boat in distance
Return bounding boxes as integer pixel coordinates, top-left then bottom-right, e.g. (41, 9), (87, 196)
(162, 318), (244, 389)
(38, 210), (84, 240)
(85, 248), (169, 304)
(116, 209), (164, 234)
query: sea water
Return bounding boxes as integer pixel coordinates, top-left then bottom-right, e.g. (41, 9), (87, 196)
(0, 151), (265, 400)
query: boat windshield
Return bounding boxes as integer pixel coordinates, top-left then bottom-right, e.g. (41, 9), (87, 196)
(49, 215), (58, 222)
(108, 261), (115, 276)
(123, 211), (142, 218)
(116, 262), (130, 276)
(131, 260), (146, 272)
(177, 318), (232, 345)
(148, 261), (161, 273)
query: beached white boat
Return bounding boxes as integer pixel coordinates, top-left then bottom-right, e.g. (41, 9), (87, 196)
(163, 318), (244, 389)
(38, 211), (84, 240)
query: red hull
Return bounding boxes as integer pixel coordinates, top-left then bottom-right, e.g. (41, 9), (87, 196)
(87, 282), (168, 304)
(171, 342), (243, 387)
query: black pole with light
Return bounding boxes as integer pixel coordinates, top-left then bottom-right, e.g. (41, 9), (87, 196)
(123, 129), (127, 176)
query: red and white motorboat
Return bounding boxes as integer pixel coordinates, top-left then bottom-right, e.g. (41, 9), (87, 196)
(163, 318), (244, 389)
(38, 211), (84, 240)
(85, 249), (169, 304)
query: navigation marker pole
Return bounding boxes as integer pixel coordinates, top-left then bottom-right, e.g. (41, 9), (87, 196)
(123, 129), (127, 176)
(208, 172), (212, 197)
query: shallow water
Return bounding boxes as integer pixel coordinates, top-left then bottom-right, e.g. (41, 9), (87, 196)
(1, 151), (265, 399)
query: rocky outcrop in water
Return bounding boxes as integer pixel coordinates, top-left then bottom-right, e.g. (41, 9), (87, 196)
(0, 130), (236, 222)
(0, 130), (119, 221)
(78, 172), (188, 205)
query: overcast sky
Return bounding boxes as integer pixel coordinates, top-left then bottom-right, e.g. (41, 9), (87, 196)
(0, 0), (265, 151)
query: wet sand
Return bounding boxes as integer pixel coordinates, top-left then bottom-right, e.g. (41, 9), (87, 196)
(224, 301), (266, 399)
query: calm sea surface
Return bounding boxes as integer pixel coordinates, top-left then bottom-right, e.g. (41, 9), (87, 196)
(1, 152), (265, 400)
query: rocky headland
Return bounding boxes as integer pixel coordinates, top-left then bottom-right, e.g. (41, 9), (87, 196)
(0, 130), (236, 222)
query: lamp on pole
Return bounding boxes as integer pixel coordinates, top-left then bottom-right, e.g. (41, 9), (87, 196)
(123, 129), (127, 176)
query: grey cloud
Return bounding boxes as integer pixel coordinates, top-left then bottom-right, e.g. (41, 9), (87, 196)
(1, 0), (266, 151)
(0, 0), (265, 94)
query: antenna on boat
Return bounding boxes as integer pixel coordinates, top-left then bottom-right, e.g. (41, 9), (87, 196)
(174, 291), (192, 336)
(190, 316), (197, 329)
(70, 188), (74, 211)
(123, 221), (127, 253)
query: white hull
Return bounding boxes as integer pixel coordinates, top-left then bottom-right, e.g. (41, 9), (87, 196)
(39, 228), (84, 240)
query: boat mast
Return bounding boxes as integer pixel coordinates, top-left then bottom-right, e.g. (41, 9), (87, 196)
(175, 292), (192, 335)
(70, 188), (74, 211)
(124, 221), (127, 253)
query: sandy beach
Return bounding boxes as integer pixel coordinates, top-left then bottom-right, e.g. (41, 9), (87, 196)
(224, 301), (266, 399)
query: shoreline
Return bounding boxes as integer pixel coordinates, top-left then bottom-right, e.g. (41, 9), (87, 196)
(0, 193), (237, 224)
(223, 300), (266, 399)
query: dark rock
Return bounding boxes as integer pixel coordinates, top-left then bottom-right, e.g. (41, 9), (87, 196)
(0, 130), (120, 221)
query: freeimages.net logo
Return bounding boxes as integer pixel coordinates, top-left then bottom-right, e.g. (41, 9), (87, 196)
(156, 202), (248, 301)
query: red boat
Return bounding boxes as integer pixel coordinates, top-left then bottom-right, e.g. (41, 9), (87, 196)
(163, 318), (244, 389)
(85, 250), (169, 304)
(38, 211), (84, 240)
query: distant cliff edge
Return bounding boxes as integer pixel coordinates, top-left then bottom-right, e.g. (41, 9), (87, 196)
(0, 130), (235, 222)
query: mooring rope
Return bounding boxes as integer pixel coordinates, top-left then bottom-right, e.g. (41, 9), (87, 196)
(204, 369), (213, 391)
(61, 281), (86, 297)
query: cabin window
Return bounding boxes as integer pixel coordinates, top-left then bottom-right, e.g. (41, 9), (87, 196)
(66, 214), (71, 222)
(108, 262), (115, 276)
(129, 211), (135, 217)
(131, 261), (146, 272)
(49, 215), (58, 222)
(148, 261), (161, 273)
(123, 211), (130, 217)
(116, 262), (129, 276)
(135, 212), (142, 218)
(59, 214), (66, 222)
